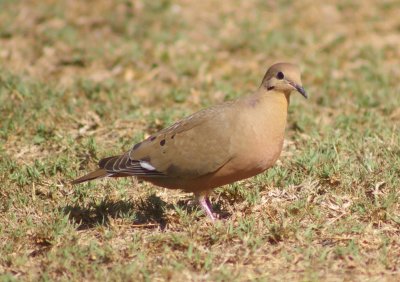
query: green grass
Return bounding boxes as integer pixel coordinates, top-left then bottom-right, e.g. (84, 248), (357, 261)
(1, 0), (400, 281)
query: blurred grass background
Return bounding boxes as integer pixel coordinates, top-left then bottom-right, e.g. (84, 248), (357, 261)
(0, 0), (399, 281)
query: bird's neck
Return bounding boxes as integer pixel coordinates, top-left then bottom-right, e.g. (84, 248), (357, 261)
(235, 88), (289, 165)
(238, 89), (289, 135)
(254, 88), (290, 111)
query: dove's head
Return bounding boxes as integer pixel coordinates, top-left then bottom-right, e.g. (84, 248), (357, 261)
(261, 63), (307, 98)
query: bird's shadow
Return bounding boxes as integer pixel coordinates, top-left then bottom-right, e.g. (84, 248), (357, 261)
(62, 194), (169, 230)
(62, 194), (231, 230)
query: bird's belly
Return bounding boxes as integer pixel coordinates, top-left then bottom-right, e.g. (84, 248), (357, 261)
(227, 143), (283, 178)
(183, 138), (284, 191)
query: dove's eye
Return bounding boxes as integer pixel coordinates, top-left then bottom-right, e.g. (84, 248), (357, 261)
(276, 72), (284, 80)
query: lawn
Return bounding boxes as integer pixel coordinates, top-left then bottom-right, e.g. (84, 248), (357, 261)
(0, 0), (399, 281)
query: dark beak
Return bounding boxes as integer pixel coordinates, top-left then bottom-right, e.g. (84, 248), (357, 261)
(289, 81), (308, 99)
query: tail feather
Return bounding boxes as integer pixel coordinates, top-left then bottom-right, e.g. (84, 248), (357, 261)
(71, 152), (160, 185)
(71, 168), (110, 185)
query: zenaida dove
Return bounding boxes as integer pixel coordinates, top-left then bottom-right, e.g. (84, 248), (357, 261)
(72, 62), (307, 221)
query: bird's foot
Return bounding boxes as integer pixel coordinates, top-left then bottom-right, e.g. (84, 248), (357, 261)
(197, 195), (216, 221)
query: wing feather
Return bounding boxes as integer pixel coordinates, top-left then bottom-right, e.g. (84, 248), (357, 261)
(98, 153), (166, 177)
(127, 102), (237, 178)
(96, 101), (238, 180)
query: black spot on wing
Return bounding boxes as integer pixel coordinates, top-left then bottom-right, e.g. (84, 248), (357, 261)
(133, 142), (142, 150)
(160, 139), (166, 146)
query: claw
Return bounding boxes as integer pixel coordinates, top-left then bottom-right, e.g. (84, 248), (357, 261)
(197, 194), (216, 221)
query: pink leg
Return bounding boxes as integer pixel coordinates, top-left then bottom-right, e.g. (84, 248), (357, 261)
(197, 194), (216, 221)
